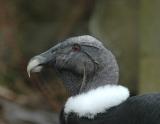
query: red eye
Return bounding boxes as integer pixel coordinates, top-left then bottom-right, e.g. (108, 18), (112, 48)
(72, 44), (81, 52)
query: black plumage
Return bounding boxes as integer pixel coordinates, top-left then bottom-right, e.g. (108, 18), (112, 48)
(60, 93), (160, 124)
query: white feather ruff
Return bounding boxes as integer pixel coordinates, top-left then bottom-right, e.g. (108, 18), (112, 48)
(64, 85), (129, 118)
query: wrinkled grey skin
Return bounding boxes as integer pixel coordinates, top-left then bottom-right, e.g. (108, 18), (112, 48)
(27, 35), (119, 96)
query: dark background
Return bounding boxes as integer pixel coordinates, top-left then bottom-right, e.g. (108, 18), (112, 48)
(0, 0), (160, 123)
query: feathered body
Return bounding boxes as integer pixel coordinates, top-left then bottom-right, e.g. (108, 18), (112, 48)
(60, 93), (160, 124)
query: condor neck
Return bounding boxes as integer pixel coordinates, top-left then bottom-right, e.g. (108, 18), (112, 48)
(81, 61), (119, 93)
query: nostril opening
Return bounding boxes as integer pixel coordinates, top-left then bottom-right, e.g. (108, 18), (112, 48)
(51, 49), (55, 53)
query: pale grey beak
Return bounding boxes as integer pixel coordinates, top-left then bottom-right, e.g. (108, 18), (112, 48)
(27, 56), (46, 77)
(27, 43), (60, 77)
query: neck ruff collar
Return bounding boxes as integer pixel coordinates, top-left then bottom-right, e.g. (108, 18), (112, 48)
(64, 85), (129, 119)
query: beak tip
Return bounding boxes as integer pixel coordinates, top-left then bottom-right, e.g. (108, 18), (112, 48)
(27, 71), (31, 78)
(27, 64), (31, 78)
(27, 58), (41, 78)
(27, 57), (43, 78)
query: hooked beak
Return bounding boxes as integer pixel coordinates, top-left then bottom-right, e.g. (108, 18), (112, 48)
(27, 46), (57, 77)
(27, 56), (46, 77)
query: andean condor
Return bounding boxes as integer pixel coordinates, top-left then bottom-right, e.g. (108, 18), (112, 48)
(27, 35), (160, 124)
